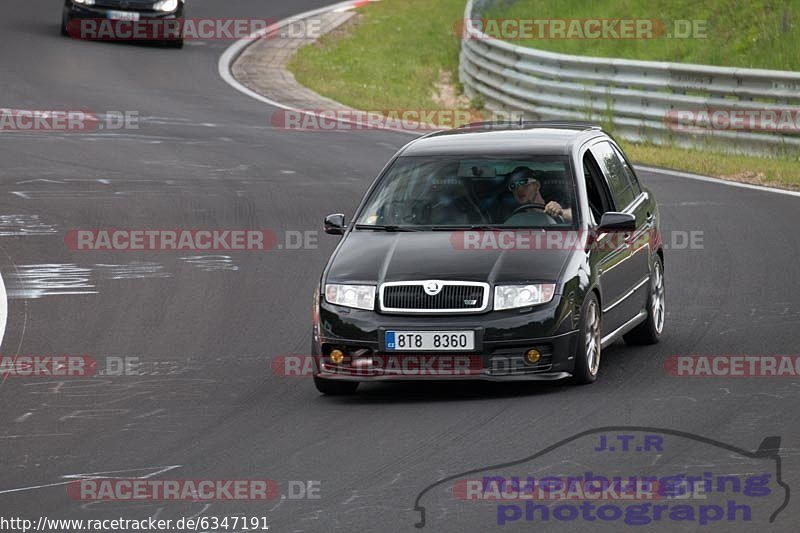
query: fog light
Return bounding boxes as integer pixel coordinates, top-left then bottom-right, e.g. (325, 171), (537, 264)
(525, 349), (541, 364)
(330, 349), (345, 364)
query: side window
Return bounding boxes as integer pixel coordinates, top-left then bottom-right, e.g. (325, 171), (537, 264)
(611, 143), (642, 196)
(582, 150), (613, 219)
(590, 141), (636, 209)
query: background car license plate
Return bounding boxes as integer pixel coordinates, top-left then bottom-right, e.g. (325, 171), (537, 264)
(107, 10), (140, 21)
(385, 331), (474, 351)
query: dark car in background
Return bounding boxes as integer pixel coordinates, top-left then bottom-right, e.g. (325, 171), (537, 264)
(61, 0), (185, 48)
(313, 122), (665, 395)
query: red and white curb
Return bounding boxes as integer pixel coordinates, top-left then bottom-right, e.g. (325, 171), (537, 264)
(334, 0), (380, 12)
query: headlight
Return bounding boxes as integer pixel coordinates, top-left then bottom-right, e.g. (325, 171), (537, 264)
(73, 0), (96, 5)
(154, 0), (179, 12)
(325, 284), (376, 311)
(494, 284), (556, 310)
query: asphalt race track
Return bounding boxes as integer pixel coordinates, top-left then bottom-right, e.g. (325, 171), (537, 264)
(1, 1), (799, 531)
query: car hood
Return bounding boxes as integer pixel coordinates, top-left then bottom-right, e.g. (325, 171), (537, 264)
(325, 230), (577, 287)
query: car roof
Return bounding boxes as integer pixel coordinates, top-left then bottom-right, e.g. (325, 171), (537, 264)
(400, 122), (606, 157)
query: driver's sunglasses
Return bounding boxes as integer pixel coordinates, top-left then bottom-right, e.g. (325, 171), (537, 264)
(508, 177), (539, 191)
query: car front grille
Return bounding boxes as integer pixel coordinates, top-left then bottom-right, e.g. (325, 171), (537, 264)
(380, 281), (489, 313)
(91, 0), (159, 10)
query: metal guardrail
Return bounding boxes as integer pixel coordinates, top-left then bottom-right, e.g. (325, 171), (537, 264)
(459, 0), (800, 155)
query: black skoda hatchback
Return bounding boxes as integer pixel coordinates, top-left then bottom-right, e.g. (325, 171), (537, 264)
(313, 122), (664, 394)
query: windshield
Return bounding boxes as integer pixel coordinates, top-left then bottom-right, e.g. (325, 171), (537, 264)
(355, 155), (577, 229)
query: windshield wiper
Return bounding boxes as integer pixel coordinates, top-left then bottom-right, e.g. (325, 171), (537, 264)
(430, 225), (545, 231)
(354, 224), (421, 232)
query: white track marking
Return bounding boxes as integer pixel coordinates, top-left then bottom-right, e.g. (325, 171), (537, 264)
(0, 433), (71, 439)
(14, 412), (33, 423)
(636, 165), (800, 198)
(0, 269), (6, 348)
(61, 465), (181, 480)
(0, 465), (181, 495)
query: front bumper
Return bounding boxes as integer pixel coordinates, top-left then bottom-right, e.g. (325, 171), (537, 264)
(64, 1), (185, 39)
(66, 3), (184, 20)
(313, 297), (580, 382)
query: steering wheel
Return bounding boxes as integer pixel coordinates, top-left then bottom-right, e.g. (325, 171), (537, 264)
(506, 202), (565, 224)
(509, 202), (547, 216)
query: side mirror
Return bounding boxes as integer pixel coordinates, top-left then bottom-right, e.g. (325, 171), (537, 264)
(597, 212), (636, 233)
(324, 213), (346, 235)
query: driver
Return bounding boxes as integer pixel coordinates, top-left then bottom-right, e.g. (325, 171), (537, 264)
(504, 166), (572, 222)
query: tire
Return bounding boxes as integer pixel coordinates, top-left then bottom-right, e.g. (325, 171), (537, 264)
(61, 13), (70, 36)
(623, 255), (665, 345)
(572, 293), (601, 384)
(313, 375), (359, 395)
(164, 38), (184, 49)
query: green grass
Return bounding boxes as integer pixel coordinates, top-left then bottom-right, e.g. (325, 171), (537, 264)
(483, 0), (799, 71)
(287, 0), (800, 190)
(622, 142), (800, 189)
(289, 0), (468, 111)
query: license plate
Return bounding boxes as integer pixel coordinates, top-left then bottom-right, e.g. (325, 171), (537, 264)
(107, 10), (140, 21)
(385, 331), (474, 351)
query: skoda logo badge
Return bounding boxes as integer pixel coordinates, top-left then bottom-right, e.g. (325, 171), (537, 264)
(423, 280), (442, 296)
